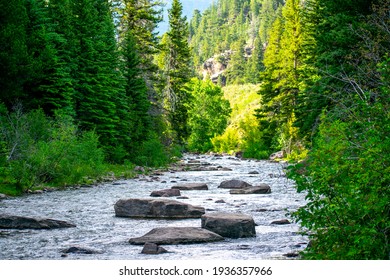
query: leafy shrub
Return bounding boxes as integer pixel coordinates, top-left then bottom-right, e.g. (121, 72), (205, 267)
(0, 108), (105, 191)
(288, 106), (389, 259)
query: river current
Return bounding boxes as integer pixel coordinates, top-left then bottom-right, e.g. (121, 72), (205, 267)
(0, 154), (308, 260)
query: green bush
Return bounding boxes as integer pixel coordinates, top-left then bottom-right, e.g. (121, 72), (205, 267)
(288, 106), (389, 259)
(0, 108), (105, 191)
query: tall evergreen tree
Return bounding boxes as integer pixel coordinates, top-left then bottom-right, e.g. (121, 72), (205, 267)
(72, 0), (123, 154)
(160, 0), (192, 144)
(24, 0), (75, 116)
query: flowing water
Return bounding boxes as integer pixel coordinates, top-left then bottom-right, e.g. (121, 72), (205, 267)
(0, 154), (308, 260)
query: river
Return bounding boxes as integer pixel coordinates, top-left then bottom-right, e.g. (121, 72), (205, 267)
(0, 153), (308, 260)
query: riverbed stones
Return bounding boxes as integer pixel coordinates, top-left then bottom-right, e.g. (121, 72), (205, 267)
(201, 212), (256, 238)
(230, 184), (271, 194)
(171, 183), (208, 190)
(0, 194), (7, 200)
(218, 179), (252, 189)
(129, 227), (224, 245)
(114, 198), (205, 219)
(150, 188), (181, 197)
(0, 214), (76, 229)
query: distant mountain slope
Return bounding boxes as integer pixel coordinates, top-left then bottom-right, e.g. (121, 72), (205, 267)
(189, 0), (284, 86)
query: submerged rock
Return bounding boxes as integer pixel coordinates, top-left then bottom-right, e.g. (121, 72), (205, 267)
(114, 198), (205, 219)
(201, 212), (256, 238)
(129, 227), (224, 245)
(61, 246), (102, 255)
(0, 214), (76, 229)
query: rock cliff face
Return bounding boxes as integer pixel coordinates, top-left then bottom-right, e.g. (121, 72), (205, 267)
(202, 50), (232, 85)
(202, 46), (254, 85)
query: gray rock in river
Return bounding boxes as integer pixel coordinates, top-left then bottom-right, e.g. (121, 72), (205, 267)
(129, 227), (224, 245)
(141, 243), (169, 254)
(114, 198), (205, 219)
(0, 214), (76, 229)
(171, 183), (208, 190)
(150, 188), (181, 197)
(218, 179), (252, 189)
(201, 212), (256, 238)
(271, 219), (291, 225)
(230, 184), (271, 194)
(61, 246), (102, 255)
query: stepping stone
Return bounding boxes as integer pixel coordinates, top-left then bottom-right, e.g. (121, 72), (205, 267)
(201, 212), (256, 238)
(230, 184), (271, 194)
(218, 180), (252, 189)
(114, 198), (205, 219)
(129, 227), (224, 245)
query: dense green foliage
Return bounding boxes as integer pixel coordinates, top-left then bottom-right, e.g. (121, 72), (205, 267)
(186, 79), (231, 152)
(212, 84), (271, 159)
(189, 0), (389, 259)
(0, 106), (106, 194)
(0, 0), (175, 193)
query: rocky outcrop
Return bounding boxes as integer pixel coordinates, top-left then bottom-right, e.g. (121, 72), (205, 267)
(0, 214), (76, 229)
(150, 189), (181, 197)
(218, 179), (252, 189)
(141, 243), (168, 254)
(129, 227), (224, 245)
(230, 184), (271, 194)
(114, 198), (205, 219)
(201, 212), (256, 238)
(171, 183), (208, 191)
(202, 50), (232, 85)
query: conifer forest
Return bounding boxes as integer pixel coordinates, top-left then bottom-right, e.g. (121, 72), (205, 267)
(0, 0), (389, 259)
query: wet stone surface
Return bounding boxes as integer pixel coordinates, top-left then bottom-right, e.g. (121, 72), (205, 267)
(0, 153), (308, 260)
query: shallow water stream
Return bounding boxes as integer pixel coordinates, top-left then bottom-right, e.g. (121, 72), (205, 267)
(0, 154), (308, 260)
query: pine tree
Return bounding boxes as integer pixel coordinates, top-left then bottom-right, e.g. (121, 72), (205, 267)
(23, 0), (75, 116)
(120, 30), (151, 152)
(161, 0), (192, 144)
(72, 0), (122, 154)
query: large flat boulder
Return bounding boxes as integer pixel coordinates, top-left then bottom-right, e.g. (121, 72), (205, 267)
(171, 183), (208, 190)
(230, 184), (271, 194)
(0, 214), (76, 229)
(129, 227), (224, 245)
(218, 180), (252, 189)
(201, 212), (256, 238)
(114, 198), (205, 219)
